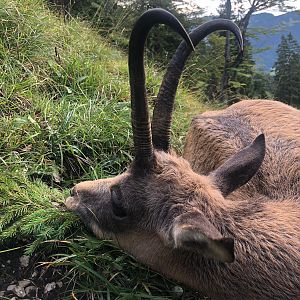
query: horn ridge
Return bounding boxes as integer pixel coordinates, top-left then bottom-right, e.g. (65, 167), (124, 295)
(128, 8), (194, 170)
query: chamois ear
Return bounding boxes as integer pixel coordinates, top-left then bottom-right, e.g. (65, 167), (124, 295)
(170, 212), (234, 263)
(210, 134), (266, 197)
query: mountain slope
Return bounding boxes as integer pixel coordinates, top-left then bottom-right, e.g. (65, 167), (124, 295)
(249, 11), (300, 71)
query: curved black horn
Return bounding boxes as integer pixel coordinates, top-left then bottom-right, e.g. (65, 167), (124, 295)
(152, 19), (243, 152)
(129, 8), (194, 169)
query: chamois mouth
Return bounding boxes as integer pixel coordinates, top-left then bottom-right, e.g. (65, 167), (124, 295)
(65, 196), (79, 211)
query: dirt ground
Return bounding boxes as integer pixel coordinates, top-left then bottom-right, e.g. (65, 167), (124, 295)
(0, 248), (68, 300)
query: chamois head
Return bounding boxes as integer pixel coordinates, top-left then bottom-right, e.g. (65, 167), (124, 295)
(65, 9), (265, 266)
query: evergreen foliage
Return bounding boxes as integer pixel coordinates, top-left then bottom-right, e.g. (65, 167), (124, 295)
(216, 0), (294, 102)
(0, 169), (79, 253)
(226, 38), (255, 102)
(247, 70), (274, 99)
(273, 33), (300, 106)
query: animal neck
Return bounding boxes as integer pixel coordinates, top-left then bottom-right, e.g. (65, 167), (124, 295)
(191, 173), (233, 223)
(117, 170), (299, 299)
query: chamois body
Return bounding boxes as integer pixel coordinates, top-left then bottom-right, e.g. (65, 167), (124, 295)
(65, 10), (300, 300)
(69, 151), (300, 300)
(184, 99), (300, 197)
(120, 155), (300, 300)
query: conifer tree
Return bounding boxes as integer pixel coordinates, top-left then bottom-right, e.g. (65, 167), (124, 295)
(218, 0), (294, 102)
(273, 33), (300, 106)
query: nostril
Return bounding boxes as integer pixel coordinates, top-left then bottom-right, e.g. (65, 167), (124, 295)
(70, 187), (76, 197)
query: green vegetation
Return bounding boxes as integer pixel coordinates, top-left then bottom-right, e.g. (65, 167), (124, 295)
(0, 0), (208, 298)
(273, 33), (300, 107)
(70, 0), (300, 105)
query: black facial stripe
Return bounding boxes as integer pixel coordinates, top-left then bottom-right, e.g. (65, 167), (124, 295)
(111, 186), (127, 218)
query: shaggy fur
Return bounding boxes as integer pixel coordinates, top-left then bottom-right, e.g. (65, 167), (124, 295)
(115, 152), (300, 300)
(66, 139), (300, 299)
(184, 99), (300, 198)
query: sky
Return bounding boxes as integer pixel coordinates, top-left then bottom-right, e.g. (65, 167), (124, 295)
(194, 0), (300, 16)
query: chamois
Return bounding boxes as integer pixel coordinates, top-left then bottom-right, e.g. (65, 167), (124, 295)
(66, 9), (300, 300)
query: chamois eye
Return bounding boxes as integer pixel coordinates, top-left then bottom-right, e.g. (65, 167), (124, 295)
(111, 186), (127, 219)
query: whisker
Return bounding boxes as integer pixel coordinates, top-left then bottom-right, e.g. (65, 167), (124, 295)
(82, 203), (100, 224)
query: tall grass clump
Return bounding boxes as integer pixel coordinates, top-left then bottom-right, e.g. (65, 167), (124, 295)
(0, 0), (135, 186)
(0, 0), (208, 298)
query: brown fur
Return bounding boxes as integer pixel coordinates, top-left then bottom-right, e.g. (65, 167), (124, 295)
(66, 144), (300, 299)
(184, 99), (300, 198)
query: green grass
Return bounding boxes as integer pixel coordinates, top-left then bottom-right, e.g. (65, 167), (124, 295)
(0, 0), (210, 298)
